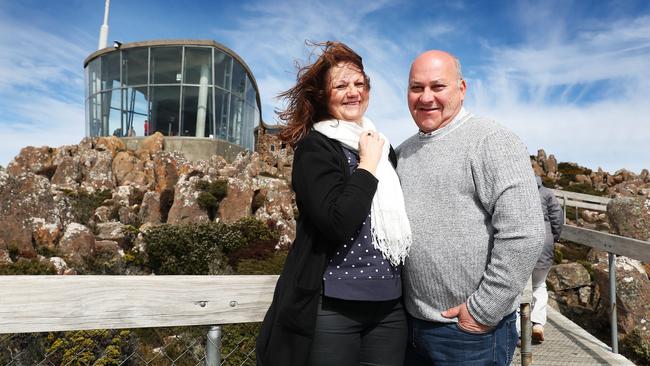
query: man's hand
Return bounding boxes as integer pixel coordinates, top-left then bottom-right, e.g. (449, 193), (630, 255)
(442, 302), (492, 333)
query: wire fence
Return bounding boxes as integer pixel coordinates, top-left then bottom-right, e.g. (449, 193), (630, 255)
(0, 323), (259, 366)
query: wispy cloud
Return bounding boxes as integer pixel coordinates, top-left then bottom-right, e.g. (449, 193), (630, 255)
(215, 0), (453, 145)
(0, 9), (90, 166)
(469, 8), (650, 173)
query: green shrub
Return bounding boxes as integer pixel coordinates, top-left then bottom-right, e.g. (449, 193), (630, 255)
(66, 189), (112, 225)
(236, 250), (288, 275)
(144, 222), (240, 274)
(45, 330), (133, 366)
(133, 326), (207, 365)
(143, 218), (280, 274)
(621, 329), (650, 366)
(221, 323), (260, 365)
(228, 217), (279, 253)
(0, 258), (56, 275)
(553, 248), (564, 264)
(577, 260), (595, 281)
(194, 179), (229, 220)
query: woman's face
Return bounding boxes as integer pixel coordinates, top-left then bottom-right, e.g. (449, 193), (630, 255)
(326, 62), (369, 124)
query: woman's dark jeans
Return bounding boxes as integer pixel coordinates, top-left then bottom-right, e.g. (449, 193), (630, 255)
(306, 296), (407, 366)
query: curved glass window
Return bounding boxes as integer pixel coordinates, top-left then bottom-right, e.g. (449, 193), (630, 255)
(84, 43), (260, 150)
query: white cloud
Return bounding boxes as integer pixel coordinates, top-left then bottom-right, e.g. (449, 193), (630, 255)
(469, 12), (650, 174)
(0, 12), (90, 166)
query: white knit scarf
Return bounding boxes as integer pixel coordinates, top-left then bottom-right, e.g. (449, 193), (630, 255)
(313, 117), (412, 266)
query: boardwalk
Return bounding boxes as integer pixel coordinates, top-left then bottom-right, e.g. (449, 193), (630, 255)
(513, 306), (635, 365)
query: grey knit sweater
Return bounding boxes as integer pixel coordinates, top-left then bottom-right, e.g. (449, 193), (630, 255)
(396, 112), (545, 327)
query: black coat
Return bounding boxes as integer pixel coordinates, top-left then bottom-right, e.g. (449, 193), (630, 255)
(256, 130), (396, 366)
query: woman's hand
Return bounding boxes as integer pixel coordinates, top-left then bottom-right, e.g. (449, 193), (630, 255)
(357, 130), (384, 176)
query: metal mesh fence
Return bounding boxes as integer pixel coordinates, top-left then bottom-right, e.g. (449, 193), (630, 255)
(0, 323), (259, 366)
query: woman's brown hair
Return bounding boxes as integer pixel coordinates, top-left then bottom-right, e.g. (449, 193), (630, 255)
(277, 41), (370, 147)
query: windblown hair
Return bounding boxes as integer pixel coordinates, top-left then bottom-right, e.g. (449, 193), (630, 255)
(277, 41), (370, 147)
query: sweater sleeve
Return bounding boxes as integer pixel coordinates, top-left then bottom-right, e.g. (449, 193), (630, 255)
(292, 135), (378, 246)
(466, 129), (546, 326)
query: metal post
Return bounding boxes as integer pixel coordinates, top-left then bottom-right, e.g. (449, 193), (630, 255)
(575, 203), (579, 225)
(206, 325), (222, 366)
(609, 253), (619, 354)
(520, 303), (532, 366)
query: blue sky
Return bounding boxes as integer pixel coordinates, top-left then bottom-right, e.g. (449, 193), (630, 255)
(1, 0), (649, 173)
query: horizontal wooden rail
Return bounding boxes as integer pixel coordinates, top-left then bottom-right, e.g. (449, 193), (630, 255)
(0, 275), (278, 334)
(561, 224), (650, 262)
(552, 189), (610, 212)
(551, 189), (611, 205)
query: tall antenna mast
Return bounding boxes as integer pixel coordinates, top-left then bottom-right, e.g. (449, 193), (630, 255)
(98, 0), (110, 49)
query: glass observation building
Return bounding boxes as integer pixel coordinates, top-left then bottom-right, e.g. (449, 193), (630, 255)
(83, 40), (261, 151)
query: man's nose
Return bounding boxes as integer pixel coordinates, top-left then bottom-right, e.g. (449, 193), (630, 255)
(420, 87), (434, 102)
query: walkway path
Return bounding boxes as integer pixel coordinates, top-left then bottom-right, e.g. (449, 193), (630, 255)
(512, 306), (635, 365)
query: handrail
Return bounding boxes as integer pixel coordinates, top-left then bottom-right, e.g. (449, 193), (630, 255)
(0, 275), (278, 334)
(551, 189), (611, 205)
(559, 223), (650, 354)
(552, 189), (610, 212)
(561, 224), (650, 262)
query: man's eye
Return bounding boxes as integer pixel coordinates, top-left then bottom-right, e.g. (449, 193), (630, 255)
(355, 82), (365, 87)
(410, 86), (423, 92)
(335, 85), (346, 90)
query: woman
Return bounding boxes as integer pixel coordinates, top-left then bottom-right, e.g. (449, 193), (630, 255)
(256, 41), (412, 366)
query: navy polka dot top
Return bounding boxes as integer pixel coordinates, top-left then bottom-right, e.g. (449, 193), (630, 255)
(322, 146), (402, 301)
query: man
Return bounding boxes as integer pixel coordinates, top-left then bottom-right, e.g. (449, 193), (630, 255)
(396, 50), (545, 365)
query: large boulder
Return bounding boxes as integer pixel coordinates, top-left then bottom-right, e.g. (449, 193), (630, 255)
(139, 191), (161, 224)
(96, 222), (126, 243)
(51, 155), (82, 190)
(152, 151), (181, 193)
(112, 151), (150, 188)
(607, 196), (650, 242)
(593, 256), (650, 357)
(0, 170), (60, 257)
(58, 223), (95, 265)
(218, 179), (253, 223)
(166, 175), (209, 224)
(136, 132), (164, 160)
(254, 177), (296, 247)
(6, 146), (56, 177)
(95, 136), (125, 158)
(547, 262), (591, 291)
(79, 149), (115, 192)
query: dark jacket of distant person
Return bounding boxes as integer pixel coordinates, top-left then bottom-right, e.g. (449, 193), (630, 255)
(535, 176), (564, 268)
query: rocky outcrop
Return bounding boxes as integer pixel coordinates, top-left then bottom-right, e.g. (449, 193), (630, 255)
(1, 132), (298, 272)
(58, 223), (95, 265)
(0, 169), (61, 258)
(547, 263), (591, 291)
(608, 196), (650, 242)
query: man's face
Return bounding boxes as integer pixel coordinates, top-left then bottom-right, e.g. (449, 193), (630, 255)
(407, 54), (466, 133)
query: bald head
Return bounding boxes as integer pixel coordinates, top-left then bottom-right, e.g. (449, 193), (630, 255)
(409, 50), (462, 82)
(407, 50), (466, 133)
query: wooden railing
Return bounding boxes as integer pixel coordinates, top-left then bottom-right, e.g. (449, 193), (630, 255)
(552, 188), (610, 212)
(0, 275), (278, 334)
(559, 223), (650, 354)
